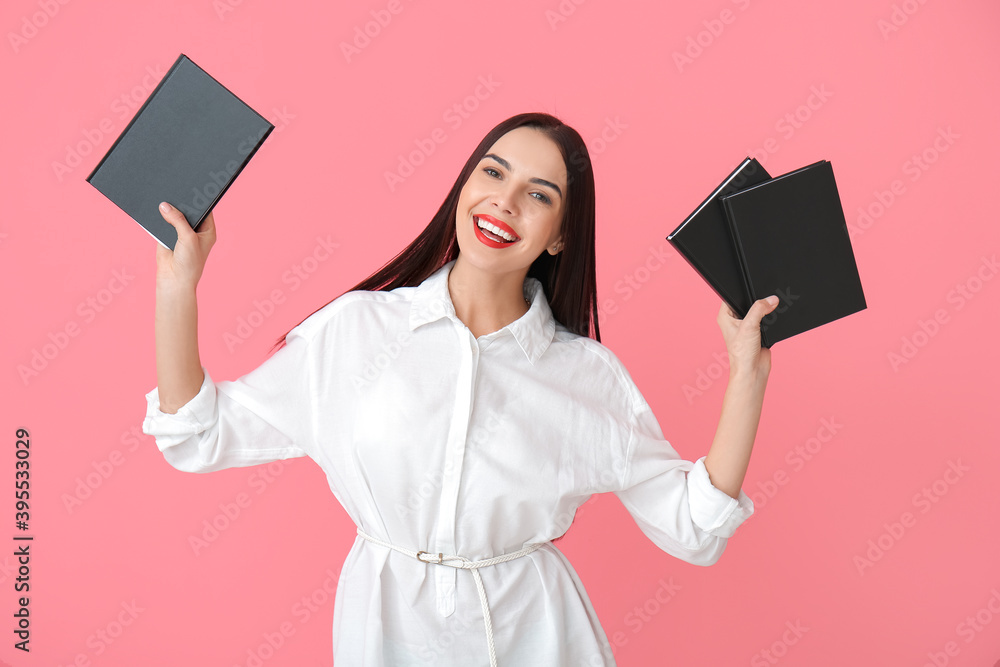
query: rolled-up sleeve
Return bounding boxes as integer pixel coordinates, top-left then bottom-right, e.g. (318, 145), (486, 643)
(142, 327), (316, 473)
(613, 398), (754, 566)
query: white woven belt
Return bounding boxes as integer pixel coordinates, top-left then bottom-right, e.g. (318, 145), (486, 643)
(356, 527), (547, 667)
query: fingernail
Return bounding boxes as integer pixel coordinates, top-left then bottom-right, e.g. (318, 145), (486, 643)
(766, 295), (779, 306)
(159, 202), (171, 212)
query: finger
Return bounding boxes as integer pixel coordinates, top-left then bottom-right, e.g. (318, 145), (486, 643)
(158, 202), (195, 244)
(717, 302), (736, 328)
(155, 240), (170, 263)
(194, 209), (217, 242)
(743, 295), (780, 328)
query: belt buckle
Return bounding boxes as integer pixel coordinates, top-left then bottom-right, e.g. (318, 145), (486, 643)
(416, 550), (443, 564)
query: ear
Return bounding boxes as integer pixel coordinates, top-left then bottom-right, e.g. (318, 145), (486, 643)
(547, 228), (564, 255)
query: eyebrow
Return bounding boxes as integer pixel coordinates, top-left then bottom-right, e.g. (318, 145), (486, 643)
(482, 153), (563, 199)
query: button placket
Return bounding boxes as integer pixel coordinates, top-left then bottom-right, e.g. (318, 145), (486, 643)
(433, 327), (479, 617)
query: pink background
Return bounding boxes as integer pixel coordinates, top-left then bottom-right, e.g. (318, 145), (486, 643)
(3, 0), (999, 664)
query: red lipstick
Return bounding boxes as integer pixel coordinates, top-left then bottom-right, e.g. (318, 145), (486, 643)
(472, 214), (521, 248)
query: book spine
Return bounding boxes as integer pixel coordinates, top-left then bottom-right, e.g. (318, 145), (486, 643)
(182, 54), (274, 126)
(192, 122), (275, 229)
(721, 196), (772, 346)
(721, 197), (756, 317)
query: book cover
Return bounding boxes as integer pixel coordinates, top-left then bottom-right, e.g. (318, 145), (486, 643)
(86, 53), (274, 250)
(667, 157), (772, 317)
(721, 160), (867, 347)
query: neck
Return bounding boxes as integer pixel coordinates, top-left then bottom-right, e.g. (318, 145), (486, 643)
(448, 256), (530, 338)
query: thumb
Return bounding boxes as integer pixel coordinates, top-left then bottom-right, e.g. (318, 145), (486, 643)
(158, 202), (194, 242)
(744, 294), (780, 328)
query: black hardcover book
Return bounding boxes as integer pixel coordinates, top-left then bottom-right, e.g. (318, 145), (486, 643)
(86, 53), (273, 250)
(720, 160), (867, 347)
(667, 158), (772, 317)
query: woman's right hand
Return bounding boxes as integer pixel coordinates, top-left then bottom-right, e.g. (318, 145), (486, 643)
(155, 202), (217, 289)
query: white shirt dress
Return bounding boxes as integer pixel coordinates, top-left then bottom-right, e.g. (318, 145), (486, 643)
(142, 258), (754, 666)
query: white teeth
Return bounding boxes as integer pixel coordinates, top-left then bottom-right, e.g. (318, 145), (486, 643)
(476, 217), (517, 242)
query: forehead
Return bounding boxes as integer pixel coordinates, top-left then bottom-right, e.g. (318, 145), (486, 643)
(485, 127), (567, 187)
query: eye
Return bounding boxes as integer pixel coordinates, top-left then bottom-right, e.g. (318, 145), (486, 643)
(481, 165), (552, 205)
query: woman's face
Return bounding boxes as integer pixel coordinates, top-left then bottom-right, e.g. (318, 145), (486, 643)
(455, 126), (567, 274)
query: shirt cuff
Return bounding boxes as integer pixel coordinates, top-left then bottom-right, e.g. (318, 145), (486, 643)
(142, 368), (217, 452)
(687, 456), (754, 538)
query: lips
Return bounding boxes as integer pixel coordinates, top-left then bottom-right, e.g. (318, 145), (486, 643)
(475, 214), (520, 241)
(472, 214), (521, 248)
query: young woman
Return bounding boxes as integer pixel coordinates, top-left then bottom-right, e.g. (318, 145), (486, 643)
(144, 112), (778, 666)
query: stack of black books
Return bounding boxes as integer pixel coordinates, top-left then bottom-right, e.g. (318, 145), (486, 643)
(667, 158), (866, 347)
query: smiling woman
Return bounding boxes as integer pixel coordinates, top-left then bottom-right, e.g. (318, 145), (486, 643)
(449, 126), (571, 336)
(278, 112), (601, 346)
(144, 111), (777, 667)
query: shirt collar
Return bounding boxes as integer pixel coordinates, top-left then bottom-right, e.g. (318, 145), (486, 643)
(409, 259), (556, 365)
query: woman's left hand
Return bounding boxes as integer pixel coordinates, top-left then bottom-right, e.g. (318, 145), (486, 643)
(716, 296), (780, 382)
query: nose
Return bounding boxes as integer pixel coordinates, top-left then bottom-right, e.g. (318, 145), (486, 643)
(489, 181), (516, 216)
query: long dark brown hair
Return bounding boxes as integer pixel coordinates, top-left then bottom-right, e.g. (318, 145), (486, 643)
(270, 112), (600, 354)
